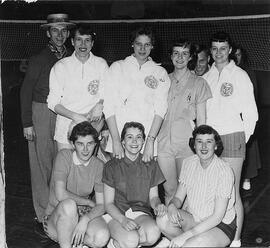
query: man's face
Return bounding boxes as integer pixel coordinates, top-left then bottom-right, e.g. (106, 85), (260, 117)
(72, 31), (94, 60)
(195, 51), (209, 76)
(47, 25), (69, 48)
(73, 135), (96, 163)
(211, 41), (231, 66)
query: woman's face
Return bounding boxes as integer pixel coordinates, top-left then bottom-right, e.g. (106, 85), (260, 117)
(122, 127), (144, 160)
(211, 41), (231, 66)
(194, 133), (217, 167)
(132, 34), (153, 65)
(235, 49), (242, 65)
(171, 46), (191, 70)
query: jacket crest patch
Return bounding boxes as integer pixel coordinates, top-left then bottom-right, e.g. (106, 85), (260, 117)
(88, 80), (99, 95)
(220, 82), (233, 97)
(144, 75), (158, 89)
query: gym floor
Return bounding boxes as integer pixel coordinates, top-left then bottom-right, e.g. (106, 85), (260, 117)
(4, 85), (270, 248)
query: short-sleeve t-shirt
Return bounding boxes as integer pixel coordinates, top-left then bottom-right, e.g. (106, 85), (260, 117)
(179, 154), (236, 224)
(45, 149), (104, 215)
(102, 154), (165, 216)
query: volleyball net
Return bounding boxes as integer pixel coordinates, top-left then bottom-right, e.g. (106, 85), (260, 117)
(1, 14), (270, 71)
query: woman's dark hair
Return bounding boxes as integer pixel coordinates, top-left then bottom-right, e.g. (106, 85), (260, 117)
(129, 26), (156, 46)
(69, 121), (99, 144)
(189, 125), (224, 157)
(210, 31), (233, 47)
(195, 44), (210, 57)
(121, 122), (146, 142)
(169, 39), (197, 70)
(232, 45), (249, 68)
(71, 23), (96, 41)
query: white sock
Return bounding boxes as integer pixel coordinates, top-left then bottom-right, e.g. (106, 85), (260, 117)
(230, 239), (241, 247)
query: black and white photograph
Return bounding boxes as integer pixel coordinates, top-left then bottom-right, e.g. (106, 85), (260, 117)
(0, 0), (269, 247)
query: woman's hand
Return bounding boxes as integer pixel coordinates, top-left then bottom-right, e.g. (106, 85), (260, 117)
(71, 217), (89, 247)
(167, 204), (182, 225)
(87, 100), (104, 122)
(121, 217), (140, 231)
(169, 234), (189, 248)
(142, 138), (154, 162)
(112, 140), (124, 159)
(154, 204), (167, 217)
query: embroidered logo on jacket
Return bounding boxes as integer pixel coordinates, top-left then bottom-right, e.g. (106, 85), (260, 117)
(220, 82), (233, 97)
(88, 80), (99, 95)
(144, 75), (158, 89)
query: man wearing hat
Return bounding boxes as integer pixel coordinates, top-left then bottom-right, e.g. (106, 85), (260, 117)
(20, 13), (75, 233)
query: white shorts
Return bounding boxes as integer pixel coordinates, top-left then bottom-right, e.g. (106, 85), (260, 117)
(103, 208), (148, 223)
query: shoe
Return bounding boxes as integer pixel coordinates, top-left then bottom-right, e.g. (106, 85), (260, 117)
(230, 240), (241, 247)
(107, 239), (116, 248)
(242, 181), (251, 190)
(34, 218), (49, 239)
(154, 237), (170, 248)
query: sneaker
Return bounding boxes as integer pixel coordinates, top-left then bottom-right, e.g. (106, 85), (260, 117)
(242, 181), (251, 190)
(33, 217), (49, 239)
(230, 240), (241, 247)
(107, 238), (116, 248)
(154, 237), (170, 248)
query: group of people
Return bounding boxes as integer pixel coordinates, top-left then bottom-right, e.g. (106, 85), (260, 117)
(20, 12), (259, 248)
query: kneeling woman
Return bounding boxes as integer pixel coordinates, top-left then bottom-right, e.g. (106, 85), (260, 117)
(103, 122), (166, 248)
(156, 125), (236, 247)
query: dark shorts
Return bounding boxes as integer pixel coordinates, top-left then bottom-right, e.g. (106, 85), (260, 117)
(220, 132), (246, 158)
(216, 217), (237, 242)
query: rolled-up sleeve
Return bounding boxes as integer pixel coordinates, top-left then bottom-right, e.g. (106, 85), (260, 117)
(153, 68), (170, 118)
(47, 62), (65, 112)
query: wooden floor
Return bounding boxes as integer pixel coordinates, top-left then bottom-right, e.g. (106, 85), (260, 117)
(4, 87), (270, 247)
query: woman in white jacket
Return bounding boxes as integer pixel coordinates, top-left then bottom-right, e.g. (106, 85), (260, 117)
(203, 31), (258, 247)
(103, 26), (170, 162)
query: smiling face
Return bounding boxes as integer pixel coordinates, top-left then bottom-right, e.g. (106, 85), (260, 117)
(122, 127), (144, 161)
(195, 50), (209, 76)
(171, 46), (191, 70)
(211, 41), (231, 67)
(47, 25), (69, 49)
(133, 34), (153, 65)
(72, 31), (94, 62)
(73, 135), (96, 163)
(194, 133), (217, 167)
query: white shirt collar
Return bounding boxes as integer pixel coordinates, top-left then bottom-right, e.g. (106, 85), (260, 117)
(72, 151), (90, 167)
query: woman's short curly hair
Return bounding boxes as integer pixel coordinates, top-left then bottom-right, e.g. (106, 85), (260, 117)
(69, 121), (99, 144)
(121, 121), (146, 142)
(189, 125), (224, 157)
(169, 39), (197, 70)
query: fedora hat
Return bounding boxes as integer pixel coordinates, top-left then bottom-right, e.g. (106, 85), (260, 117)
(41, 13), (75, 29)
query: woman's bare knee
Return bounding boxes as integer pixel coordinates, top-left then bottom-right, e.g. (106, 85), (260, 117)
(85, 228), (110, 248)
(118, 231), (139, 248)
(58, 199), (77, 218)
(144, 224), (161, 245)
